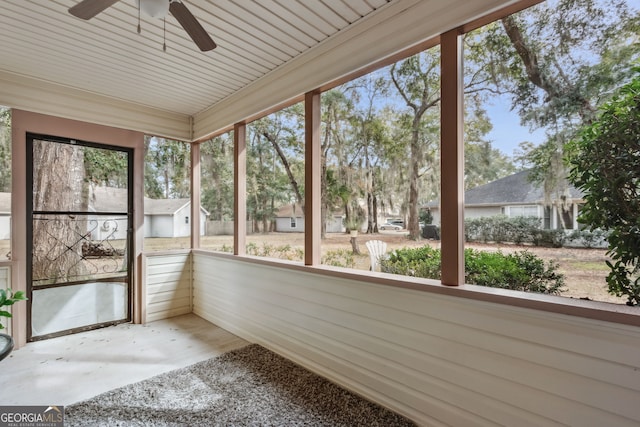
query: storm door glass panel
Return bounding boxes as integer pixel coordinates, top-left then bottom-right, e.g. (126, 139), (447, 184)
(27, 135), (133, 340)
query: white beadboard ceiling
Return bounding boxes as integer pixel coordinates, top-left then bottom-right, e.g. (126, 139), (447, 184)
(0, 0), (520, 140)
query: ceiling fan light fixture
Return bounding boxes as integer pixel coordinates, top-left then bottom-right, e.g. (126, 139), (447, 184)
(69, 0), (216, 51)
(137, 0), (170, 19)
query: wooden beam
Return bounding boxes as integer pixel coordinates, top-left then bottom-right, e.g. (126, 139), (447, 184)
(440, 29), (465, 286)
(234, 123), (246, 256)
(305, 91), (321, 266)
(190, 142), (201, 249)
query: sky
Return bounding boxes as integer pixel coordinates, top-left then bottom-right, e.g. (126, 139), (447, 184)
(361, 69), (548, 160)
(483, 94), (546, 158)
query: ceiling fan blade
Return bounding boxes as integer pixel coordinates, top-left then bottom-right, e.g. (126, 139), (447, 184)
(69, 0), (121, 20)
(169, 1), (217, 52)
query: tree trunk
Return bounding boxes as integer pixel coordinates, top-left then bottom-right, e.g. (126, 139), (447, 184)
(501, 14), (596, 211)
(263, 132), (304, 208)
(366, 191), (374, 233)
(350, 236), (361, 255)
(408, 122), (421, 240)
(372, 196), (379, 233)
(365, 145), (374, 234)
(32, 140), (88, 283)
(501, 15), (594, 121)
(320, 163), (327, 239)
(501, 16), (560, 102)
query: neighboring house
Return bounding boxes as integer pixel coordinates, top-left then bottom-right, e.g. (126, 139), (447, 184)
(274, 203), (305, 233)
(428, 170), (584, 230)
(325, 212), (345, 233)
(144, 197), (208, 238)
(0, 192), (9, 240)
(274, 203), (345, 233)
(89, 187), (130, 241)
(93, 187), (210, 239)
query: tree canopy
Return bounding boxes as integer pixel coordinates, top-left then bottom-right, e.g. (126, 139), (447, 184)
(568, 68), (640, 305)
(482, 0), (640, 197)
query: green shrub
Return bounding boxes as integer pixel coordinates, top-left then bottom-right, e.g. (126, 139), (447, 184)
(382, 246), (442, 279)
(465, 216), (541, 244)
(465, 249), (564, 294)
(246, 242), (303, 260)
(380, 246), (564, 295)
(567, 229), (608, 248)
(509, 216), (541, 244)
(321, 249), (357, 268)
(530, 229), (566, 248)
(0, 288), (27, 330)
(568, 70), (640, 305)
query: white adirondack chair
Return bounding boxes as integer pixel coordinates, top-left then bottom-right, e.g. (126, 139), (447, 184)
(366, 239), (388, 272)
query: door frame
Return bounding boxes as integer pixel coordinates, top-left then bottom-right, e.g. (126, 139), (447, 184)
(26, 133), (134, 341)
(10, 110), (146, 348)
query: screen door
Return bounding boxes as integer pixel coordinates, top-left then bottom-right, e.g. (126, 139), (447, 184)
(26, 134), (133, 341)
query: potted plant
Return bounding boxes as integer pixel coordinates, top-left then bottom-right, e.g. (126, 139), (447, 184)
(0, 288), (27, 361)
(344, 217), (364, 237)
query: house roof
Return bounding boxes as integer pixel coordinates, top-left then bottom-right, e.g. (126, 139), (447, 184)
(467, 170), (544, 205)
(276, 203), (304, 218)
(90, 187), (129, 212)
(0, 0), (520, 140)
(144, 198), (192, 216)
(276, 203), (344, 218)
(466, 170), (584, 206)
(427, 170), (584, 208)
(82, 187), (207, 215)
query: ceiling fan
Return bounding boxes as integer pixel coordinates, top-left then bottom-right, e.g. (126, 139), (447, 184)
(68, 0), (217, 51)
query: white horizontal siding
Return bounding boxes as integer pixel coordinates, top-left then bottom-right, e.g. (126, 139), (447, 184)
(193, 253), (640, 427)
(145, 253), (192, 323)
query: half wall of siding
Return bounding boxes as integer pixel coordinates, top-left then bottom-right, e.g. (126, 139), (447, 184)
(144, 252), (192, 323)
(192, 252), (640, 426)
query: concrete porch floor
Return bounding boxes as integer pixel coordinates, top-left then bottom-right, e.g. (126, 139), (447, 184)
(0, 314), (249, 406)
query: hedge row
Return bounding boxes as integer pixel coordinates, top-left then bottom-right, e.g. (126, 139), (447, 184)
(380, 245), (565, 295)
(424, 215), (609, 248)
